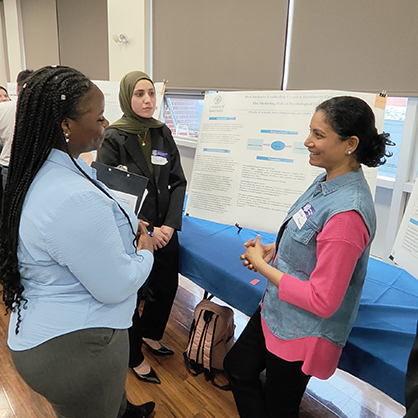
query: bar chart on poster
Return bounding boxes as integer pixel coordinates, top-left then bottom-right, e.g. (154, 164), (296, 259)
(185, 90), (386, 234)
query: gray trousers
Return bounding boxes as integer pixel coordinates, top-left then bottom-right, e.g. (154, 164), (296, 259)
(12, 328), (129, 418)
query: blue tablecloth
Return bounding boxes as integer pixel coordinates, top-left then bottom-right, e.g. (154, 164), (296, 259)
(178, 215), (418, 404)
(339, 257), (418, 405)
(179, 215), (271, 315)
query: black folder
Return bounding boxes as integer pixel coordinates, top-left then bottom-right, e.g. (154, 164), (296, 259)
(91, 161), (148, 215)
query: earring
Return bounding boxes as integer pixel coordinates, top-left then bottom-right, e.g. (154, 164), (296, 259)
(347, 150), (352, 155)
(64, 132), (70, 143)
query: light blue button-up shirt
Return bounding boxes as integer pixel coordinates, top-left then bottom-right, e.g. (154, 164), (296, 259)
(8, 149), (153, 351)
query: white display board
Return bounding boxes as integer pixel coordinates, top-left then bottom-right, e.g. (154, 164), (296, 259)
(93, 80), (122, 124)
(153, 81), (166, 121)
(185, 90), (386, 234)
(6, 82), (17, 99)
(390, 180), (418, 279)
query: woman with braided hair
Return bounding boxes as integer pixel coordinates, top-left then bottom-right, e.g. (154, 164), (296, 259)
(0, 66), (155, 418)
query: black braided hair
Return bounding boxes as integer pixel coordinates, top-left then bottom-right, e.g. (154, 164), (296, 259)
(0, 66), (136, 333)
(316, 96), (394, 167)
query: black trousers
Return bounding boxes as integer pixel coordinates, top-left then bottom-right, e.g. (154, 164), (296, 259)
(405, 321), (418, 417)
(224, 307), (311, 418)
(12, 328), (129, 418)
(128, 231), (179, 368)
(1, 164), (7, 189)
(0, 166), (2, 212)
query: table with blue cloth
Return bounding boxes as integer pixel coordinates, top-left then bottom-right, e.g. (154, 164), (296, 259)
(178, 214), (418, 405)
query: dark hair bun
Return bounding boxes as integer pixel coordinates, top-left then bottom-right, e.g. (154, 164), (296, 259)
(316, 96), (394, 167)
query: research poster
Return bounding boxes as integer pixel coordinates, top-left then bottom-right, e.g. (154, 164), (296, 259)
(391, 179), (418, 279)
(185, 90), (386, 234)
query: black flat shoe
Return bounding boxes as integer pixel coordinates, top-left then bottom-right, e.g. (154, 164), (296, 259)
(143, 340), (174, 356)
(123, 400), (155, 418)
(130, 366), (161, 384)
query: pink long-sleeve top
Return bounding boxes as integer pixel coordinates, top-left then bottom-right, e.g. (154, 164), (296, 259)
(261, 210), (369, 379)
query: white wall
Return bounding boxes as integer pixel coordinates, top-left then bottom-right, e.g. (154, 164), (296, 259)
(0, 3), (9, 86)
(20, 0), (59, 70)
(107, 0), (150, 82)
(2, 0), (24, 81)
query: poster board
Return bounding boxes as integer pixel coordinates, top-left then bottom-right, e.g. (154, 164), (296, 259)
(185, 90), (386, 234)
(390, 180), (418, 279)
(93, 80), (122, 124)
(153, 81), (166, 121)
(6, 82), (17, 100)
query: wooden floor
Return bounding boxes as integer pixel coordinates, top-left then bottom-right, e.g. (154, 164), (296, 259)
(0, 276), (406, 418)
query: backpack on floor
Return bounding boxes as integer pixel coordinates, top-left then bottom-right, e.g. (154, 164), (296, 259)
(183, 296), (235, 390)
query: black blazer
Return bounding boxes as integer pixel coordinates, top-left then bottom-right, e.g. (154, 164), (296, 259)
(97, 126), (186, 231)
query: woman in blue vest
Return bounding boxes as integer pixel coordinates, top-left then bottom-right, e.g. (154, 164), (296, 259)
(224, 96), (393, 418)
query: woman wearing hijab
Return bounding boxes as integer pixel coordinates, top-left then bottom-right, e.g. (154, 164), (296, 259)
(98, 71), (186, 384)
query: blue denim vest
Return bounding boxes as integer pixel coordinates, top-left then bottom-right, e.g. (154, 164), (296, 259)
(261, 168), (376, 347)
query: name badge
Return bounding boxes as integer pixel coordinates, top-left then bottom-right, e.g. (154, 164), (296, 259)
(151, 150), (168, 166)
(292, 202), (315, 229)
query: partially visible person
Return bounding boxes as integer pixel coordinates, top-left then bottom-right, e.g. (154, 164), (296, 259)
(98, 70), (186, 385)
(0, 65), (156, 418)
(0, 81), (17, 206)
(0, 70), (33, 191)
(224, 96), (393, 418)
(0, 86), (10, 102)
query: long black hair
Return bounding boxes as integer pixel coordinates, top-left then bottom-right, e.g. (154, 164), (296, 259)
(316, 96), (394, 167)
(0, 66), (135, 333)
